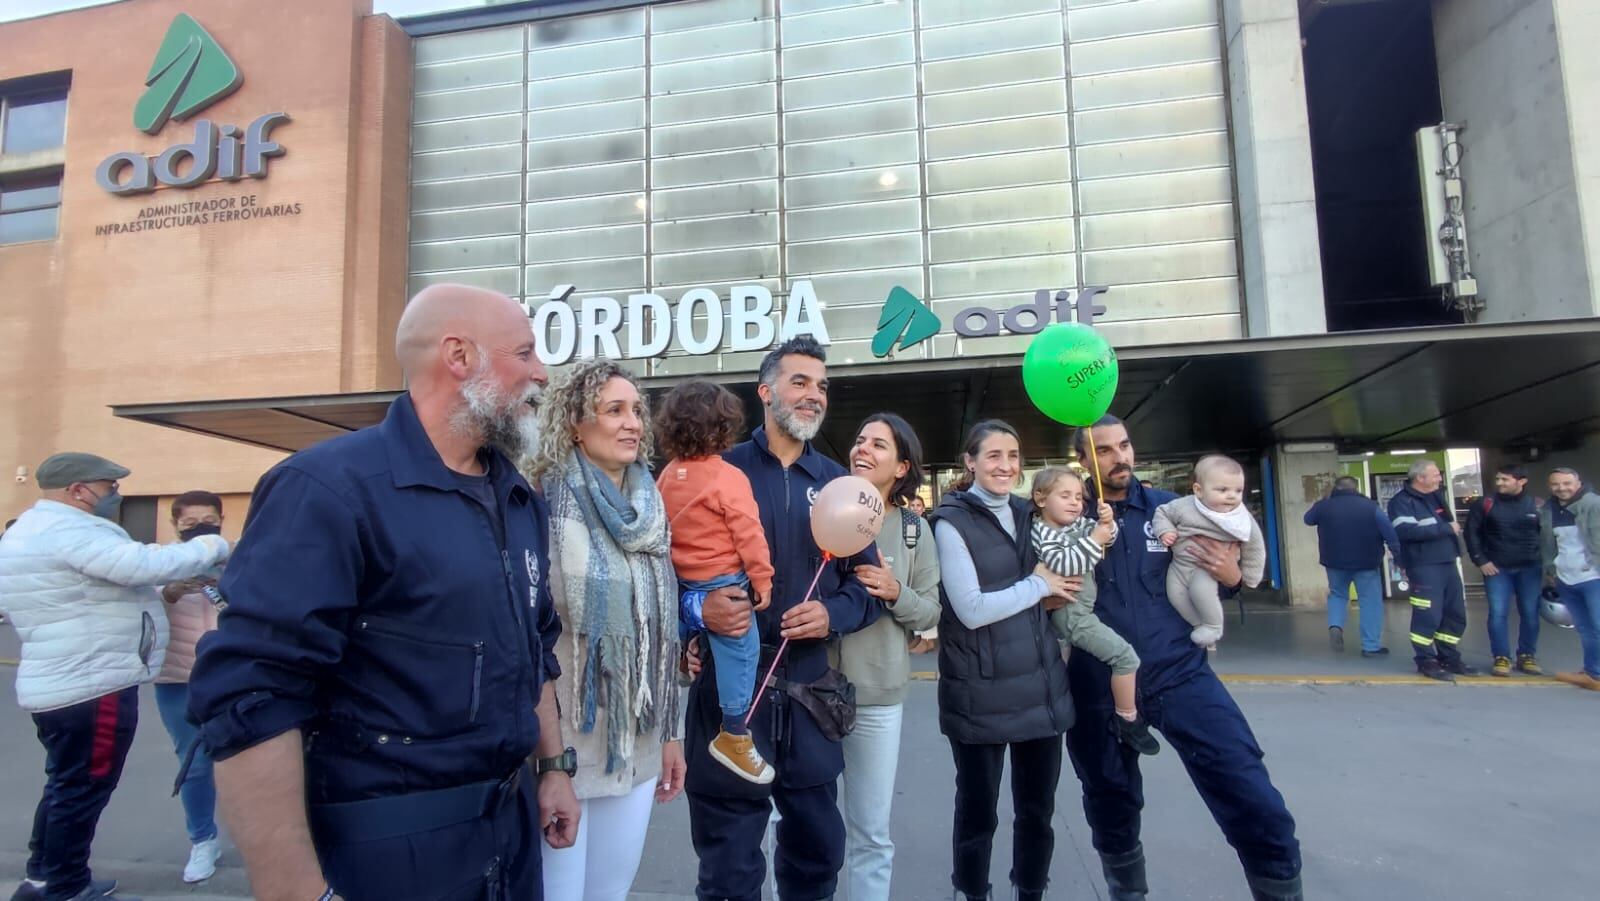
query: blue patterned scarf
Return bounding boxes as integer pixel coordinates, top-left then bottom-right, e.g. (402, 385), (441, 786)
(544, 451), (678, 772)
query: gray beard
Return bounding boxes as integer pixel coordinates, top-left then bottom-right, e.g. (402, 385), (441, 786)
(452, 370), (542, 460)
(772, 399), (823, 443)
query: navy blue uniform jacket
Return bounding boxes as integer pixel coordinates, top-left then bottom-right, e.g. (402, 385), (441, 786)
(1074, 482), (1221, 699)
(188, 395), (562, 804)
(684, 427), (881, 797)
(1303, 487), (1403, 571)
(1387, 485), (1461, 570)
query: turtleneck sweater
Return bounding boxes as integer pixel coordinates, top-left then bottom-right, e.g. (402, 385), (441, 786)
(933, 483), (1051, 629)
(969, 482), (1017, 538)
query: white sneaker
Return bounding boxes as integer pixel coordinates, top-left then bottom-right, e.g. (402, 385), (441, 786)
(183, 837), (221, 883)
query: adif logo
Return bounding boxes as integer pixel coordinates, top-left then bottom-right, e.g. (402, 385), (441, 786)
(96, 14), (289, 197)
(134, 14), (242, 134)
(1143, 520), (1168, 554)
(873, 286), (941, 358)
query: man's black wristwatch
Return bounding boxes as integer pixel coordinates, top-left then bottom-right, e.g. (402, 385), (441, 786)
(535, 747), (577, 778)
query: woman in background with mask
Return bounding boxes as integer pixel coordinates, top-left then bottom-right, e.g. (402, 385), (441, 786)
(156, 490), (230, 885)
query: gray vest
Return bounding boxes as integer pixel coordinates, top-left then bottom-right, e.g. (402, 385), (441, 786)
(932, 491), (1074, 744)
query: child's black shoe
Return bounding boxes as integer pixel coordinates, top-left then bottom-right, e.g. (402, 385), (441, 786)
(1111, 714), (1160, 756)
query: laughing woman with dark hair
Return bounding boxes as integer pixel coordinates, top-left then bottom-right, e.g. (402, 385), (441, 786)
(832, 413), (942, 901)
(932, 420), (1075, 901)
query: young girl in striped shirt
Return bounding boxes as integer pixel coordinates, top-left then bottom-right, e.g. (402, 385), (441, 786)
(1030, 467), (1159, 755)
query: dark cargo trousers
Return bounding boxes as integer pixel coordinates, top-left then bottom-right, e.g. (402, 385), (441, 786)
(1407, 562), (1467, 666)
(1066, 671), (1301, 894)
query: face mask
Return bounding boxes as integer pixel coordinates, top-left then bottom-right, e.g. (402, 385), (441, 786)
(82, 487), (123, 522)
(179, 522), (223, 542)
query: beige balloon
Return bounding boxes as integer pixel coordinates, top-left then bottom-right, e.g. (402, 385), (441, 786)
(811, 475), (887, 557)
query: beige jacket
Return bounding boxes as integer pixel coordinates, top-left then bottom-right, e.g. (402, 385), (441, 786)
(549, 555), (686, 801)
(1153, 495), (1268, 587)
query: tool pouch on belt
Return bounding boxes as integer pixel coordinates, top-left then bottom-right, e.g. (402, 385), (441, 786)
(778, 668), (857, 741)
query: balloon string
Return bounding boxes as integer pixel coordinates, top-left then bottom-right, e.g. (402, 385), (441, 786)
(1089, 436), (1106, 501)
(745, 552), (833, 728)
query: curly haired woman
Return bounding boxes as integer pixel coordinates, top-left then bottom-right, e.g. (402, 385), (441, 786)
(524, 361), (684, 901)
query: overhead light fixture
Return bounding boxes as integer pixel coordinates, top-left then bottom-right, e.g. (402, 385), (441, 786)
(1364, 451), (1376, 457)
(1390, 449), (1428, 455)
(634, 196), (648, 211)
(878, 171), (899, 187)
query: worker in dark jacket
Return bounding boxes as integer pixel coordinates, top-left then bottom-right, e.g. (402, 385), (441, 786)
(1464, 463), (1545, 676)
(1070, 417), (1302, 901)
(685, 337), (880, 901)
(1387, 459), (1475, 681)
(1303, 476), (1402, 656)
(188, 285), (578, 901)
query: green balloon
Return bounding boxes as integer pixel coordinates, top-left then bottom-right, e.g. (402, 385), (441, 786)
(1022, 323), (1119, 426)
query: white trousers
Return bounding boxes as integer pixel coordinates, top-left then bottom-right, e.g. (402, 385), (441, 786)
(540, 778), (656, 901)
(840, 703), (904, 901)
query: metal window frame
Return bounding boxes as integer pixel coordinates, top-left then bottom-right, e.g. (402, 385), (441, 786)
(401, 0), (680, 37)
(0, 80), (71, 157)
(0, 167), (64, 244)
(0, 168), (64, 214)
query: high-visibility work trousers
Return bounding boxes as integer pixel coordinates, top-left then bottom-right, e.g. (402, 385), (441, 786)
(1408, 562), (1466, 665)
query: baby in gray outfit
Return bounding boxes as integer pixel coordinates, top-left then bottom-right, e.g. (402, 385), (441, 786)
(1152, 455), (1266, 648)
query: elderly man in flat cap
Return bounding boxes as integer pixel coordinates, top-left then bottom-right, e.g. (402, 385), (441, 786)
(0, 453), (232, 901)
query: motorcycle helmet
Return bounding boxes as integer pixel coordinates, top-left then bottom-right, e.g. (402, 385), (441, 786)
(1540, 586), (1576, 629)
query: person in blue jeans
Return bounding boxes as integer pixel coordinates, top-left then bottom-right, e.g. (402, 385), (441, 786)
(1465, 464), (1545, 676)
(1303, 476), (1402, 656)
(656, 380), (778, 785)
(154, 490), (229, 883)
(1541, 467), (1600, 691)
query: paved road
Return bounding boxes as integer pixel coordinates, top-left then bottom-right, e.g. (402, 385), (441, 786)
(3, 605), (1595, 900)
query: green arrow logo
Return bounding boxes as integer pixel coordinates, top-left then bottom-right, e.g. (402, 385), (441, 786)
(133, 13), (242, 135)
(872, 286), (941, 358)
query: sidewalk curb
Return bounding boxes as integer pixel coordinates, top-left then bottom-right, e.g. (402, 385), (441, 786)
(910, 670), (1568, 686)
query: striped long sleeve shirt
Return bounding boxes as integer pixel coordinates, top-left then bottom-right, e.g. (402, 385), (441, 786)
(1031, 516), (1115, 577)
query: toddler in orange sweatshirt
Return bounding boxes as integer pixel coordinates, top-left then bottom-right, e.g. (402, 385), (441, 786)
(656, 380), (776, 785)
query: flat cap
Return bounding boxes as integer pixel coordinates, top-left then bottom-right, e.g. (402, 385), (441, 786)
(36, 453), (131, 489)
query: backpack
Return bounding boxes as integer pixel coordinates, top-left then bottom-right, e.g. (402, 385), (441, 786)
(901, 507), (923, 548)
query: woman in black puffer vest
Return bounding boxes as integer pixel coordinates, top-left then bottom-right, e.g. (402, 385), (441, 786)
(930, 420), (1076, 901)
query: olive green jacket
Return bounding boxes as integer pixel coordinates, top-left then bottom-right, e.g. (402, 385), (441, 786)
(832, 509), (942, 706)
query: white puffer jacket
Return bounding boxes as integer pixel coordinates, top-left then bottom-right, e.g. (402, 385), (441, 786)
(0, 500), (231, 712)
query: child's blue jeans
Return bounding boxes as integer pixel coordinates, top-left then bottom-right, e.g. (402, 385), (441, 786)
(681, 572), (760, 721)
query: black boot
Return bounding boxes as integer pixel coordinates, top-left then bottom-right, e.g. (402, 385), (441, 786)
(1100, 844), (1148, 900)
(1012, 886), (1045, 901)
(952, 891), (991, 901)
(1247, 871), (1304, 901)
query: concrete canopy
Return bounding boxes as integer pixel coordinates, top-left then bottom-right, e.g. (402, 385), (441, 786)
(113, 318), (1600, 463)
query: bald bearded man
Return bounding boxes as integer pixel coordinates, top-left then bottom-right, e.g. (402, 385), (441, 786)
(189, 285), (577, 901)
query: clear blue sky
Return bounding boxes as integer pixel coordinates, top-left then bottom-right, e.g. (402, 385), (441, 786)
(2, 0), (498, 23)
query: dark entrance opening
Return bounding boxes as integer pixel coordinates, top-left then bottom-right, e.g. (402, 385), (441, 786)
(1303, 0), (1457, 331)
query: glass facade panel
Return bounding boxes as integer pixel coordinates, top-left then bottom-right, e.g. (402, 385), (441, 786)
(786, 197), (921, 242)
(411, 205), (522, 242)
(654, 213), (780, 253)
(527, 225), (645, 264)
(527, 68), (645, 110)
(409, 0), (1242, 371)
(921, 47), (1065, 95)
(784, 131), (920, 177)
(414, 83), (524, 125)
(527, 131), (646, 171)
(526, 160), (646, 203)
(653, 116), (776, 157)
